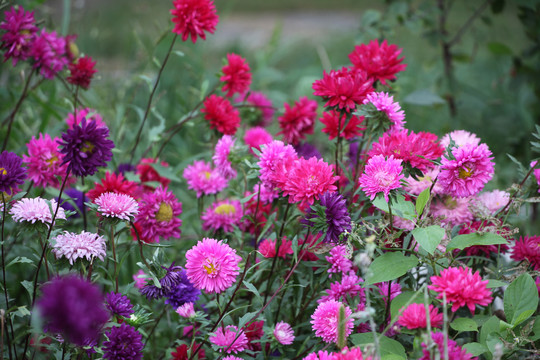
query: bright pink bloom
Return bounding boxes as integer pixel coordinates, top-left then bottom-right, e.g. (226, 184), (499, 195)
(87, 171), (137, 202)
(476, 190), (509, 215)
(440, 130), (481, 148)
(533, 161), (540, 193)
(65, 108), (106, 129)
(512, 235), (540, 270)
(186, 238), (241, 293)
(235, 91), (275, 126)
(429, 266), (492, 313)
(334, 347), (369, 360)
(319, 272), (364, 304)
(404, 167), (442, 196)
(0, 6), (38, 65)
(213, 135), (237, 180)
(221, 53), (251, 97)
(274, 321), (295, 345)
(201, 199), (243, 233)
(320, 111), (365, 140)
(325, 245), (353, 276)
(363, 92), (405, 131)
(257, 140), (298, 190)
(134, 186), (182, 242)
(95, 192), (138, 221)
(210, 325), (248, 354)
(176, 302), (196, 318)
(397, 303), (443, 329)
(23, 133), (70, 188)
(312, 67), (373, 112)
(133, 270), (149, 289)
(170, 0), (219, 43)
(244, 126), (273, 154)
(183, 160), (227, 197)
(303, 350), (334, 360)
(283, 157), (339, 206)
(30, 29), (68, 79)
(311, 300), (353, 344)
(420, 332), (477, 360)
(244, 320), (264, 351)
(431, 195), (473, 227)
(202, 95), (241, 135)
(10, 197), (65, 225)
(278, 97), (318, 145)
(51, 231), (106, 265)
(258, 238), (293, 258)
(377, 281), (402, 303)
(67, 56), (97, 89)
(359, 154), (403, 202)
(223, 356), (243, 360)
(349, 39), (407, 85)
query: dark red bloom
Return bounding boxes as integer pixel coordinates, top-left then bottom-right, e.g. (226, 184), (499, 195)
(349, 39), (407, 85)
(220, 53), (251, 97)
(201, 94), (241, 135)
(87, 171), (137, 202)
(170, 0), (219, 43)
(67, 56), (97, 89)
(320, 110), (365, 140)
(244, 320), (264, 351)
(171, 344), (205, 359)
(278, 96), (318, 145)
(136, 158), (171, 192)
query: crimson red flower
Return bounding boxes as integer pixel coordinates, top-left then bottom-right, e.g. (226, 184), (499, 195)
(349, 39), (407, 85)
(320, 110), (365, 140)
(171, 344), (205, 359)
(244, 320), (264, 351)
(136, 158), (171, 192)
(87, 171), (137, 202)
(201, 94), (241, 135)
(220, 53), (251, 97)
(512, 235), (540, 270)
(278, 97), (318, 145)
(67, 56), (97, 89)
(170, 0), (219, 43)
(312, 67), (373, 112)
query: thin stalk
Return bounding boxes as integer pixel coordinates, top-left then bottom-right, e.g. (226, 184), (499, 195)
(144, 308), (166, 347)
(335, 114), (343, 192)
(130, 221), (150, 268)
(110, 224), (118, 293)
(1, 194), (14, 360)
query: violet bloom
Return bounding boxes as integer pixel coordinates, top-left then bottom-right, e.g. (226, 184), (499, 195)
(304, 191), (351, 243)
(102, 323), (144, 360)
(140, 264), (184, 300)
(164, 269), (201, 308)
(294, 142), (322, 160)
(0, 6), (38, 65)
(0, 151), (26, 196)
(105, 292), (134, 318)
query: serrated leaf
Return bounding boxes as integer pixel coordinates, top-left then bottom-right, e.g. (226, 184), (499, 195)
(450, 317), (478, 333)
(366, 252), (418, 285)
(504, 273), (538, 327)
(416, 187), (430, 217)
(411, 225), (444, 255)
(446, 232), (507, 251)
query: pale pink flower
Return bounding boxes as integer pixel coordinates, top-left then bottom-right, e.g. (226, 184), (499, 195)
(311, 300), (353, 344)
(257, 140), (297, 190)
(176, 302), (196, 318)
(404, 167), (442, 196)
(51, 231), (106, 265)
(475, 190), (509, 216)
(10, 197), (66, 225)
(201, 199), (243, 233)
(213, 135), (237, 180)
(133, 270), (149, 289)
(440, 130), (481, 148)
(359, 154), (403, 202)
(431, 195), (473, 227)
(363, 91), (405, 131)
(209, 325), (248, 354)
(274, 321), (295, 345)
(95, 192), (138, 221)
(397, 303), (443, 329)
(183, 160), (227, 198)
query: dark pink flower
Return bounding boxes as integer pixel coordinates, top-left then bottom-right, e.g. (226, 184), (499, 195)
(349, 39), (407, 85)
(235, 91), (275, 126)
(278, 97), (318, 145)
(220, 53), (251, 97)
(67, 55), (97, 89)
(23, 133), (69, 188)
(170, 0), (219, 43)
(320, 111), (365, 140)
(397, 303), (443, 330)
(512, 235), (540, 270)
(201, 94), (241, 135)
(420, 332), (477, 360)
(0, 6), (38, 65)
(244, 126), (273, 154)
(30, 29), (68, 79)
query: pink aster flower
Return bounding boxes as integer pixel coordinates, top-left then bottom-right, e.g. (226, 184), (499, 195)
(258, 237), (293, 258)
(397, 303), (443, 330)
(51, 231), (106, 265)
(363, 92), (405, 131)
(10, 197), (66, 225)
(325, 245), (353, 276)
(133, 270), (150, 289)
(244, 126), (273, 154)
(475, 190), (509, 216)
(257, 140), (298, 190)
(65, 108), (106, 129)
(223, 357), (243, 360)
(185, 238), (241, 293)
(404, 167), (442, 196)
(420, 332), (477, 360)
(359, 154), (404, 202)
(95, 192), (138, 221)
(274, 321), (295, 345)
(23, 133), (70, 188)
(1, 6), (38, 65)
(213, 135), (237, 180)
(439, 143), (495, 198)
(319, 272), (365, 304)
(183, 160), (227, 198)
(202, 95), (241, 135)
(170, 0), (219, 43)
(311, 300), (353, 344)
(30, 29), (68, 79)
(303, 350), (335, 360)
(252, 183), (279, 204)
(201, 199), (243, 233)
(278, 97), (318, 145)
(176, 302), (196, 318)
(349, 39), (407, 85)
(533, 161), (540, 192)
(512, 235), (540, 270)
(210, 325), (248, 354)
(377, 281), (402, 303)
(283, 157), (339, 206)
(334, 347), (368, 360)
(235, 91), (275, 126)
(220, 53), (251, 97)
(429, 266), (492, 314)
(431, 195), (473, 227)
(134, 186), (182, 243)
(320, 111), (365, 141)
(312, 67), (373, 112)
(440, 130), (481, 149)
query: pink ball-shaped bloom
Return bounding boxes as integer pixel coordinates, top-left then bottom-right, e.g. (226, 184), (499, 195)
(65, 108), (106, 129)
(349, 39), (407, 85)
(51, 231), (106, 265)
(325, 245), (353, 276)
(278, 97), (318, 145)
(10, 197), (66, 225)
(274, 321), (295, 345)
(23, 133), (70, 188)
(210, 325), (248, 354)
(397, 303), (443, 330)
(512, 235), (540, 270)
(30, 29), (68, 79)
(201, 199), (243, 233)
(95, 192), (139, 221)
(176, 302), (196, 318)
(213, 135), (237, 180)
(439, 143), (494, 198)
(431, 195), (473, 228)
(334, 347), (369, 360)
(170, 0), (219, 43)
(303, 350), (335, 360)
(359, 154), (404, 202)
(202, 95), (241, 135)
(428, 266), (492, 314)
(244, 126), (273, 155)
(185, 238), (241, 293)
(183, 160), (227, 198)
(257, 140), (298, 190)
(311, 300), (353, 344)
(221, 53), (251, 97)
(0, 6), (38, 65)
(363, 91), (405, 131)
(440, 130), (481, 149)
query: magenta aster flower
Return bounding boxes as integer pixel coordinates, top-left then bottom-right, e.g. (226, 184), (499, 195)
(30, 29), (68, 79)
(283, 157), (339, 206)
(210, 325), (248, 354)
(202, 94), (241, 135)
(244, 126), (273, 154)
(320, 110), (365, 141)
(213, 135), (237, 180)
(134, 186), (182, 242)
(23, 133), (69, 188)
(221, 53), (251, 97)
(258, 237), (293, 258)
(303, 350), (334, 360)
(363, 91), (405, 131)
(429, 266), (492, 314)
(236, 91), (274, 126)
(439, 143), (495, 198)
(278, 96), (318, 145)
(10, 197), (65, 225)
(65, 108), (106, 129)
(133, 270), (150, 289)
(512, 235), (540, 270)
(170, 0), (219, 43)
(311, 300), (353, 344)
(95, 192), (139, 221)
(185, 238), (241, 293)
(420, 332), (477, 360)
(201, 199), (243, 233)
(325, 245), (353, 276)
(349, 39), (407, 85)
(440, 129), (481, 149)
(0, 151), (27, 196)
(0, 6), (38, 65)
(183, 160), (227, 197)
(51, 231), (106, 265)
(103, 323), (144, 360)
(359, 154), (404, 202)
(257, 140), (298, 190)
(319, 272), (365, 304)
(397, 303), (443, 330)
(274, 321), (295, 345)
(431, 195), (473, 227)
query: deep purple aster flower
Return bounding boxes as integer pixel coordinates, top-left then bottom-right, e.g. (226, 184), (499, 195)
(105, 292), (134, 318)
(103, 323), (144, 360)
(36, 275), (109, 346)
(59, 188), (87, 217)
(117, 163), (136, 175)
(164, 269), (201, 308)
(304, 192), (352, 243)
(294, 142), (322, 160)
(0, 6), (38, 65)
(0, 151), (27, 196)
(59, 118), (114, 177)
(140, 264), (184, 300)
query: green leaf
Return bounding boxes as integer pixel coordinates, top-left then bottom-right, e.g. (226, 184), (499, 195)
(390, 291), (423, 319)
(6, 256), (34, 268)
(366, 252), (418, 285)
(243, 281), (262, 304)
(446, 232), (508, 251)
(479, 316), (500, 345)
(450, 317), (478, 333)
(350, 333), (406, 359)
(411, 225), (444, 255)
(415, 188), (430, 217)
(504, 273), (539, 326)
(238, 311), (258, 330)
(403, 89), (445, 106)
(487, 42), (512, 55)
(487, 279), (507, 288)
(373, 194), (416, 221)
(463, 342), (488, 357)
(21, 280), (34, 299)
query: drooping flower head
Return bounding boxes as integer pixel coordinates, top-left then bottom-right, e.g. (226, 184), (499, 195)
(221, 53), (251, 97)
(65, 108), (106, 129)
(30, 29), (68, 79)
(235, 91), (275, 126)
(102, 323), (144, 360)
(419, 332), (477, 360)
(244, 126), (273, 154)
(257, 140), (298, 190)
(105, 292), (134, 318)
(278, 96), (318, 145)
(51, 231), (106, 265)
(210, 325), (248, 354)
(134, 186), (182, 243)
(59, 118), (114, 177)
(440, 129), (481, 149)
(170, 0), (219, 43)
(87, 171), (137, 202)
(0, 6), (38, 65)
(185, 238), (241, 294)
(10, 197), (66, 225)
(0, 151), (26, 196)
(397, 303), (443, 330)
(320, 110), (365, 140)
(23, 133), (69, 188)
(164, 269), (201, 308)
(37, 275), (109, 346)
(363, 92), (405, 131)
(274, 321), (295, 345)
(67, 55), (97, 89)
(439, 143), (495, 198)
(304, 191), (352, 243)
(349, 39), (407, 85)
(202, 94), (241, 135)
(201, 199), (243, 233)
(183, 160), (227, 197)
(95, 192), (139, 221)
(359, 154), (404, 202)
(311, 300), (354, 344)
(213, 135), (237, 180)
(512, 235), (540, 270)
(428, 266), (492, 313)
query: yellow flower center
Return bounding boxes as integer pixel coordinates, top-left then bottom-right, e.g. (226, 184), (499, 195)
(203, 259), (219, 277)
(81, 141), (95, 154)
(155, 203), (173, 222)
(0, 167), (6, 176)
(444, 196), (458, 209)
(458, 165), (474, 179)
(203, 171), (211, 180)
(46, 155), (58, 167)
(214, 204), (236, 215)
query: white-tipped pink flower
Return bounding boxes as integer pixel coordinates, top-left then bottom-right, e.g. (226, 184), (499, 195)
(95, 192), (138, 221)
(51, 231), (106, 265)
(176, 302), (196, 318)
(273, 321), (295, 345)
(10, 197), (66, 225)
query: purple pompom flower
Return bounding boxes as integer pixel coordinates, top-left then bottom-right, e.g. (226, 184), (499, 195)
(303, 192), (352, 243)
(164, 269), (201, 308)
(102, 323), (144, 360)
(0, 151), (26, 196)
(105, 292), (134, 318)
